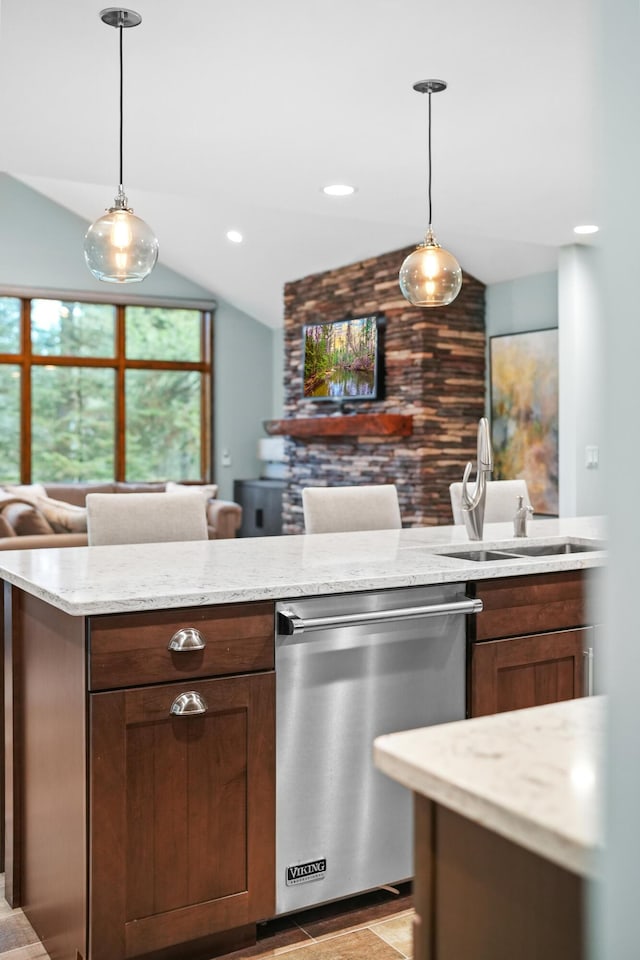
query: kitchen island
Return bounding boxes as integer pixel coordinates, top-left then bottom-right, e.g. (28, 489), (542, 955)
(0, 516), (606, 960)
(374, 695), (603, 960)
(0, 515), (605, 615)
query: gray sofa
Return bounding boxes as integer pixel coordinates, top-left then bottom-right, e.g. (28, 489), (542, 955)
(0, 481), (242, 549)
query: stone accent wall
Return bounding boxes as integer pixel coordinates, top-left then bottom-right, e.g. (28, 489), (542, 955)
(280, 244), (486, 533)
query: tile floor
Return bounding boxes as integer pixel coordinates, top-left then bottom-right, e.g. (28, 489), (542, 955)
(0, 877), (49, 960)
(0, 879), (414, 960)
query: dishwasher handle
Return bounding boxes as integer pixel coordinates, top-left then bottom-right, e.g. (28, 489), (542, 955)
(277, 597), (483, 636)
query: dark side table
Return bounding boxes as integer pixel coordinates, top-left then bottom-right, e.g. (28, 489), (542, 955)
(233, 479), (285, 537)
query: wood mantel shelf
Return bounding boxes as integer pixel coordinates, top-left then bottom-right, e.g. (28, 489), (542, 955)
(263, 414), (413, 439)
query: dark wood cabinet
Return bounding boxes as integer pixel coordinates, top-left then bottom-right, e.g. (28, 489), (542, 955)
(90, 672), (275, 960)
(413, 796), (584, 960)
(233, 479), (285, 537)
(4, 589), (276, 960)
(469, 571), (592, 717)
(471, 627), (589, 716)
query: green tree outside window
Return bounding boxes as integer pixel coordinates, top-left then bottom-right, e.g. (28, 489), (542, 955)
(0, 296), (211, 483)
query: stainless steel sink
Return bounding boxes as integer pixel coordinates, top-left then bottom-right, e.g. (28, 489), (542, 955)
(438, 539), (604, 562)
(506, 541), (603, 557)
(439, 549), (520, 562)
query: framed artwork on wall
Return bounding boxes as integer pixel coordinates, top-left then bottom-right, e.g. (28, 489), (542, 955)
(490, 327), (559, 515)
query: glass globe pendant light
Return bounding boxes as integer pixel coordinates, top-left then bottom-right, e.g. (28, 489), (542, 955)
(84, 8), (158, 283)
(399, 80), (462, 307)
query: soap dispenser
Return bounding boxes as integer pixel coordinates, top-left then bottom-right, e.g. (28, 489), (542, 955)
(513, 495), (534, 538)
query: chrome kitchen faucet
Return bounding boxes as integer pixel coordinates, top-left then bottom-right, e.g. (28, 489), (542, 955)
(461, 416), (493, 541)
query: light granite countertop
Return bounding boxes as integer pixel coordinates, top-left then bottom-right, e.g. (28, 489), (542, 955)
(374, 695), (604, 878)
(0, 515), (606, 616)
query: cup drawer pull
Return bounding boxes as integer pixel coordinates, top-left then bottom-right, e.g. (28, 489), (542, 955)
(170, 691), (208, 716)
(168, 627), (206, 652)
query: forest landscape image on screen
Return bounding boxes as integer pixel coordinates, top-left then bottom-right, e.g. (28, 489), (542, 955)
(303, 315), (380, 400)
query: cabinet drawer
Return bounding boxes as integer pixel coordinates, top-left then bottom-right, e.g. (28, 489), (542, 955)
(474, 572), (586, 641)
(88, 601), (274, 691)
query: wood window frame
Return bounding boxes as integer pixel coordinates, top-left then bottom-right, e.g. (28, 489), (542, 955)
(0, 293), (215, 483)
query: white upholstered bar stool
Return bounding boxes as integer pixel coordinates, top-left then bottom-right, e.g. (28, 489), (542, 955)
(86, 492), (209, 546)
(448, 479), (532, 525)
(302, 484), (402, 534)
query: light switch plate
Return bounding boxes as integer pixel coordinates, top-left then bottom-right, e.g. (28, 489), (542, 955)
(585, 445), (599, 469)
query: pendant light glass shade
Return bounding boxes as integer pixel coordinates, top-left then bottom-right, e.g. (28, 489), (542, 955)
(85, 189), (159, 283)
(84, 9), (158, 283)
(400, 79), (462, 308)
(399, 227), (462, 307)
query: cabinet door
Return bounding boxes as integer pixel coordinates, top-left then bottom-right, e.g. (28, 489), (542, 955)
(234, 481), (284, 537)
(471, 628), (590, 717)
(89, 672), (275, 960)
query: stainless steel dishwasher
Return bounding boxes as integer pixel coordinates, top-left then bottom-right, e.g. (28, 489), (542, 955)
(275, 583), (482, 915)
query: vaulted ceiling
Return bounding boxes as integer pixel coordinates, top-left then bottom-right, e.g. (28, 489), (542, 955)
(0, 0), (598, 327)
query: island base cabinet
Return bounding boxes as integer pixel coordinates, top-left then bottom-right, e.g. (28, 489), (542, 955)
(5, 591), (276, 960)
(471, 628), (591, 717)
(413, 796), (584, 960)
(89, 671), (275, 960)
(470, 572), (592, 717)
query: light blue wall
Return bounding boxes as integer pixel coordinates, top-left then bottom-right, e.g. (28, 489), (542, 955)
(214, 299), (276, 499)
(0, 174), (215, 300)
(0, 174), (277, 499)
(485, 269), (558, 438)
(485, 271), (558, 340)
(484, 270), (558, 417)
(271, 326), (285, 417)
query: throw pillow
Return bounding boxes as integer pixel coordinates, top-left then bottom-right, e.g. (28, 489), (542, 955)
(165, 481), (218, 500)
(32, 496), (88, 534)
(3, 483), (48, 500)
(0, 514), (16, 538)
(1, 501), (55, 536)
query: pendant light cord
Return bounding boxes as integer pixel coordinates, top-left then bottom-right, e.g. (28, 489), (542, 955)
(427, 90), (433, 230)
(119, 23), (124, 191)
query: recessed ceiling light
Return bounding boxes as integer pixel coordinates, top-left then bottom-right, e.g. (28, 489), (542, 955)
(322, 184), (356, 197)
(226, 230), (243, 243)
(573, 224), (599, 235)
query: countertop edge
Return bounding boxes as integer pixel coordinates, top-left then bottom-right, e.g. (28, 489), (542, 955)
(374, 737), (597, 878)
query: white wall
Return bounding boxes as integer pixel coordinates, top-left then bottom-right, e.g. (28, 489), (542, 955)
(593, 0), (640, 954)
(0, 174), (278, 499)
(558, 244), (605, 517)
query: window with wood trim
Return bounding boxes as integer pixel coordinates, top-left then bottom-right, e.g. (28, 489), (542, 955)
(0, 296), (213, 483)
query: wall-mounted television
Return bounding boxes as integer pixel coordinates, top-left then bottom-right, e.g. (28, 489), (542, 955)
(302, 313), (384, 401)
